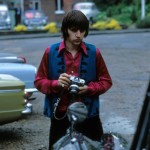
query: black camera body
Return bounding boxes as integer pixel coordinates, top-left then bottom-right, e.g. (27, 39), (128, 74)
(69, 76), (85, 94)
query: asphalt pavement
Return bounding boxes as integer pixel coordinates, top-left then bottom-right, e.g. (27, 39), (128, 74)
(0, 30), (150, 150)
(0, 28), (150, 40)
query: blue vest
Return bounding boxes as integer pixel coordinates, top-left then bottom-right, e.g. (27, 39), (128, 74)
(44, 42), (99, 118)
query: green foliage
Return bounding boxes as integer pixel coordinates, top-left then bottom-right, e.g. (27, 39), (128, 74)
(130, 8), (138, 22)
(94, 12), (108, 21)
(93, 0), (150, 29)
(113, 14), (132, 26)
(136, 16), (150, 28)
(146, 3), (150, 13)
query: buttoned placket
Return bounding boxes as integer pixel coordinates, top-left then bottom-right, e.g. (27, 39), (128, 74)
(70, 58), (75, 75)
(65, 49), (81, 77)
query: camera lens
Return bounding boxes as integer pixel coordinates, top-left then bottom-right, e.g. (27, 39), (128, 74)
(69, 84), (79, 94)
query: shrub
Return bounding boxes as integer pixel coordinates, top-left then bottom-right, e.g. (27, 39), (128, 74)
(43, 22), (58, 33)
(94, 12), (108, 22)
(14, 24), (27, 32)
(136, 16), (150, 28)
(113, 13), (132, 26)
(105, 19), (122, 30)
(92, 18), (122, 30)
(95, 2), (150, 29)
(92, 21), (107, 30)
(130, 8), (138, 22)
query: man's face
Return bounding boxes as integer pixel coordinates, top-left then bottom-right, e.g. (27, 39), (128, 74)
(66, 27), (86, 46)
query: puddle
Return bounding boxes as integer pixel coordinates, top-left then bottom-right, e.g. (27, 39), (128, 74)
(100, 99), (135, 135)
(102, 115), (136, 149)
(103, 116), (135, 135)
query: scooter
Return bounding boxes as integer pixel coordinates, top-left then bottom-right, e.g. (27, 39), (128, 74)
(52, 76), (126, 150)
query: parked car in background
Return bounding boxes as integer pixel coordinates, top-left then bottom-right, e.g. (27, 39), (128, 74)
(0, 53), (38, 113)
(0, 74), (30, 125)
(23, 10), (47, 30)
(73, 2), (100, 24)
(0, 4), (11, 30)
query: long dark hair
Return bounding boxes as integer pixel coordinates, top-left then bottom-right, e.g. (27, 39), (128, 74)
(61, 10), (89, 40)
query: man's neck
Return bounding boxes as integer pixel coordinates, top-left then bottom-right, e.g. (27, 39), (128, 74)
(65, 41), (80, 53)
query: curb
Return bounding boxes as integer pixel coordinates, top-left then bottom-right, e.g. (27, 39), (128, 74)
(0, 28), (150, 40)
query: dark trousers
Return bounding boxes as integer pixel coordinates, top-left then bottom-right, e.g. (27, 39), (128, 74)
(49, 114), (103, 150)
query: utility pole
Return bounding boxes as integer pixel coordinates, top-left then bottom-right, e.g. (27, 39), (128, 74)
(20, 0), (24, 24)
(141, 0), (145, 20)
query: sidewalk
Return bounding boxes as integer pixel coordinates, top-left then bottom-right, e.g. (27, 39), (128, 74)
(0, 28), (150, 40)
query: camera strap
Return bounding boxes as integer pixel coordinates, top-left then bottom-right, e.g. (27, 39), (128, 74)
(53, 89), (68, 120)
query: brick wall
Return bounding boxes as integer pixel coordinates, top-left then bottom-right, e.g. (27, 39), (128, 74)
(41, 0), (84, 24)
(41, 0), (55, 23)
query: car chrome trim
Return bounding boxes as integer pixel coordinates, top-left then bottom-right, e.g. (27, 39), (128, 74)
(25, 88), (38, 93)
(22, 102), (32, 115)
(0, 89), (22, 93)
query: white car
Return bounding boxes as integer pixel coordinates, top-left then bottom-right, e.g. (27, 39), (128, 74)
(73, 2), (100, 24)
(0, 53), (37, 98)
(0, 5), (11, 30)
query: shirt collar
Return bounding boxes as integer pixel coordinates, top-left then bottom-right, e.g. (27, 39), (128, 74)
(58, 41), (88, 55)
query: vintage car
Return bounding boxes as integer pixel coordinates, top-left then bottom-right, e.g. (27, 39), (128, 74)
(73, 2), (100, 24)
(0, 5), (11, 30)
(23, 10), (47, 30)
(0, 53), (38, 113)
(0, 74), (30, 125)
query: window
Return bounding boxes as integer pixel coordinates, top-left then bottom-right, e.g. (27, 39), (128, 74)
(55, 0), (64, 14)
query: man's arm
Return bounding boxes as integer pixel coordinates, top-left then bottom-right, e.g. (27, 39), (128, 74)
(87, 48), (112, 96)
(34, 47), (59, 95)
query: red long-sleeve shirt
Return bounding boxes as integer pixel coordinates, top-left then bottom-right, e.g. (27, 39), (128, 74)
(34, 41), (112, 111)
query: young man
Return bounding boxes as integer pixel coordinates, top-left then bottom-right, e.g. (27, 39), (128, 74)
(34, 10), (112, 150)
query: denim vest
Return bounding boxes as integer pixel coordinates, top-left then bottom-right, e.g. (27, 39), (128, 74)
(44, 42), (99, 118)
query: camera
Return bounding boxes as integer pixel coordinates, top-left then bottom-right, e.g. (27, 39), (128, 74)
(69, 76), (85, 94)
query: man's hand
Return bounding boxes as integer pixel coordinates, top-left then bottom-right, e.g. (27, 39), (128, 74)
(78, 85), (88, 95)
(58, 73), (71, 88)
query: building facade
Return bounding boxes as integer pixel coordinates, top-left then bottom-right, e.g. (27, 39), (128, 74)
(0, 0), (84, 24)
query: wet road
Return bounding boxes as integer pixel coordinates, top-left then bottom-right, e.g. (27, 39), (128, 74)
(0, 32), (150, 149)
